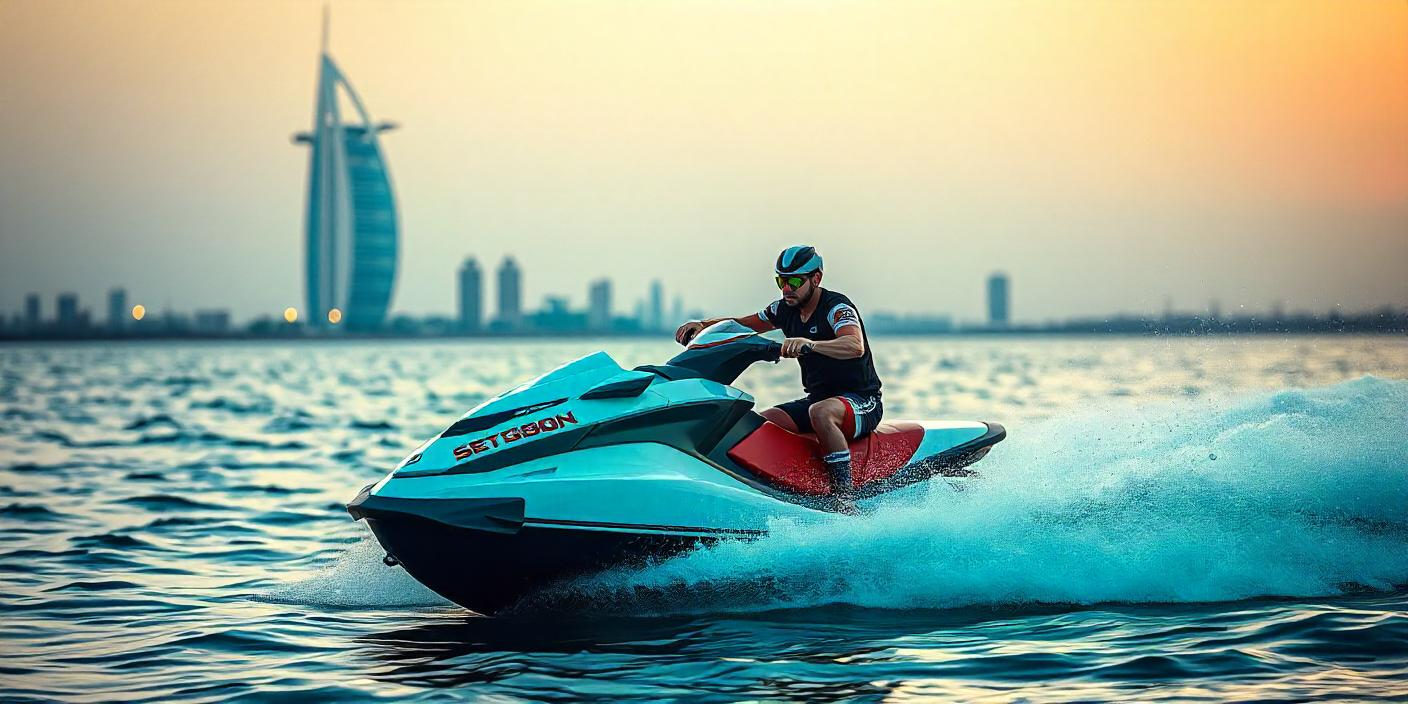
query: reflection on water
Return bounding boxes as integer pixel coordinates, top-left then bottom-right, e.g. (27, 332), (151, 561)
(0, 335), (1405, 702)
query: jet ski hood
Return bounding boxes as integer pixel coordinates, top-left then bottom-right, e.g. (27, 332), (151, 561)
(390, 323), (780, 479)
(391, 352), (652, 477)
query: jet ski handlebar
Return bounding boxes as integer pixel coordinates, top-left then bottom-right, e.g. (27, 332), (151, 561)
(640, 321), (789, 385)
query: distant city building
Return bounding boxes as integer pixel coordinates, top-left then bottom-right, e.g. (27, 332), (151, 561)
(194, 310), (232, 334)
(457, 257), (483, 331)
(648, 280), (664, 332)
(497, 257), (522, 328)
(55, 293), (84, 330)
(158, 309), (191, 333)
(528, 295), (587, 332)
(588, 279), (612, 331)
(108, 288), (127, 331)
(670, 294), (684, 329)
(987, 272), (1010, 327)
(24, 293), (40, 330)
(292, 9), (399, 332)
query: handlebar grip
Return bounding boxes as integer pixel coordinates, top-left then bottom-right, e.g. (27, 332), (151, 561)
(678, 324), (699, 346)
(799, 343), (814, 355)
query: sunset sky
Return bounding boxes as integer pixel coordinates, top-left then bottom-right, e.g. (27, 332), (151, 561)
(1, 0), (1405, 323)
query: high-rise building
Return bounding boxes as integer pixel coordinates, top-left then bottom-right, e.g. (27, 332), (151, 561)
(292, 8), (399, 331)
(648, 280), (664, 332)
(670, 294), (684, 329)
(108, 288), (127, 332)
(457, 257), (483, 332)
(529, 295), (586, 332)
(987, 272), (1009, 327)
(588, 279), (612, 331)
(56, 293), (81, 330)
(23, 293), (40, 330)
(497, 257), (522, 328)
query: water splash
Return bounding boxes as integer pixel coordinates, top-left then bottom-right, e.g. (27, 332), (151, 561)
(262, 537), (449, 609)
(563, 376), (1408, 613)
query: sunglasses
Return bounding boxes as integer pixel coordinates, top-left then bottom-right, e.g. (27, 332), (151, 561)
(775, 275), (811, 290)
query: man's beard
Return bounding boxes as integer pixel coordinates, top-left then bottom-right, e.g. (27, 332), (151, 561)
(783, 286), (817, 308)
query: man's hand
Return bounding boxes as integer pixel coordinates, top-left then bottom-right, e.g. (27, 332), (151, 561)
(780, 337), (812, 358)
(675, 320), (705, 345)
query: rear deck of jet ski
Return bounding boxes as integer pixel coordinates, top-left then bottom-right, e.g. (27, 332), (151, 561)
(727, 420), (1005, 498)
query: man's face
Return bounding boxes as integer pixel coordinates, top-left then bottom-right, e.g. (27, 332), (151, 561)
(779, 273), (819, 307)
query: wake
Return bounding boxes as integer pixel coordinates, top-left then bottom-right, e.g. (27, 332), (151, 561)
(558, 376), (1408, 613)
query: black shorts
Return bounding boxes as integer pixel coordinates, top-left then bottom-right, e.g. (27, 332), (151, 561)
(773, 393), (884, 439)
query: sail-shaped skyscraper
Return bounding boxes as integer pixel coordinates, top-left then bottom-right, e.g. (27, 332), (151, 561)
(293, 10), (399, 330)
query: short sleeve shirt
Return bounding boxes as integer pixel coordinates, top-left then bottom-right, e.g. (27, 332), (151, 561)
(760, 289), (882, 399)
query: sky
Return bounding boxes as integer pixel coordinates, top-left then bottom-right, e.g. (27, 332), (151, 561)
(1, 0), (1405, 325)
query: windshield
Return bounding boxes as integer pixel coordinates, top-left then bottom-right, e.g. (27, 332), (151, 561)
(634, 321), (780, 385)
(686, 320), (758, 349)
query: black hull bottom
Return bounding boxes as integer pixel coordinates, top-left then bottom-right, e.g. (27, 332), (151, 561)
(365, 516), (713, 615)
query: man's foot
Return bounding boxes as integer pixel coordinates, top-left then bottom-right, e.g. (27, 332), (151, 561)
(822, 450), (858, 514)
(833, 493), (859, 515)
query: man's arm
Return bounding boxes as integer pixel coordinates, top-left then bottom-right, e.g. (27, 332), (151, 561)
(675, 313), (775, 345)
(779, 302), (865, 359)
(780, 325), (864, 359)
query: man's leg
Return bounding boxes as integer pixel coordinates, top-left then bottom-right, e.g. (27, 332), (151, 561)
(762, 398), (813, 435)
(807, 398), (850, 455)
(808, 398), (855, 507)
(759, 407), (801, 433)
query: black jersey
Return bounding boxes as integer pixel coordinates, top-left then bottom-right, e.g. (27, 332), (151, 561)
(760, 289), (882, 399)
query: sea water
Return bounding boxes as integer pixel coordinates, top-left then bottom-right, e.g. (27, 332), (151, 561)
(1, 336), (1405, 701)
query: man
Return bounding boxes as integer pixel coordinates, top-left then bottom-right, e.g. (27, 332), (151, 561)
(674, 245), (883, 508)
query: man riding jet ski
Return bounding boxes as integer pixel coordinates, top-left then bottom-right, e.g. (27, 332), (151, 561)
(347, 318), (1006, 615)
(676, 245), (881, 512)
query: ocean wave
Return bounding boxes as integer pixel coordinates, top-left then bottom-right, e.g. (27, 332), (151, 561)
(119, 494), (231, 512)
(124, 414), (183, 431)
(0, 503), (64, 519)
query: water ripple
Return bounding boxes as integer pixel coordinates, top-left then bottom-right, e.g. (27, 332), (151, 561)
(1, 338), (1406, 702)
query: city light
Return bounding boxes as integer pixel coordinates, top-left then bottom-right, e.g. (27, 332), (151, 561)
(327, 308), (342, 324)
(283, 307), (299, 324)
(131, 304), (146, 321)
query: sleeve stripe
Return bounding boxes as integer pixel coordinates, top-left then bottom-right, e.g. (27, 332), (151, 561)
(827, 303), (861, 332)
(761, 301), (781, 324)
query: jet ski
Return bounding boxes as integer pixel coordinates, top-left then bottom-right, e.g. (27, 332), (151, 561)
(348, 321), (1005, 614)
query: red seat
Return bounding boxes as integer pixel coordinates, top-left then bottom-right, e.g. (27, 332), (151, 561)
(727, 421), (925, 495)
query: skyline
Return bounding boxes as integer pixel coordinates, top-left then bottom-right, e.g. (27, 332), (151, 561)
(1, 0), (1406, 324)
(7, 263), (1405, 341)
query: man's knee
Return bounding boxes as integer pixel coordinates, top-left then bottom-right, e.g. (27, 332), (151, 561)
(761, 407), (799, 433)
(808, 398), (844, 429)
